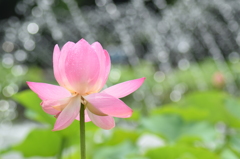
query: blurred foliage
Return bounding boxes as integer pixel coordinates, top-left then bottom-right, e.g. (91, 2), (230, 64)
(108, 58), (240, 106)
(0, 64), (44, 99)
(2, 89), (240, 159)
(1, 59), (240, 158)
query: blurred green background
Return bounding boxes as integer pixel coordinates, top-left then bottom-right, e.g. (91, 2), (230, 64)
(1, 0), (240, 159)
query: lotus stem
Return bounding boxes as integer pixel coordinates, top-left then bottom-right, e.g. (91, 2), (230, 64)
(80, 103), (86, 159)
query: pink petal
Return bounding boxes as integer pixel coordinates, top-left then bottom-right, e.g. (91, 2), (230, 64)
(41, 97), (72, 115)
(102, 50), (111, 84)
(26, 82), (71, 101)
(56, 42), (76, 91)
(64, 39), (100, 94)
(87, 109), (115, 130)
(101, 77), (145, 98)
(86, 101), (107, 116)
(75, 110), (91, 122)
(53, 45), (63, 86)
(53, 96), (80, 131)
(41, 103), (60, 115)
(91, 43), (111, 91)
(84, 93), (133, 118)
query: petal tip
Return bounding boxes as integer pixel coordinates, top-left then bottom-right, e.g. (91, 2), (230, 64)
(91, 41), (102, 48)
(52, 124), (59, 131)
(52, 128), (59, 131)
(77, 38), (89, 45)
(53, 44), (60, 53)
(140, 77), (146, 81)
(91, 41), (100, 45)
(26, 81), (34, 88)
(61, 41), (76, 51)
(52, 123), (63, 131)
(123, 108), (133, 118)
(54, 44), (60, 49)
(108, 122), (116, 130)
(136, 77), (146, 86)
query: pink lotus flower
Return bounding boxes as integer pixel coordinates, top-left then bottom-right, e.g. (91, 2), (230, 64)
(27, 39), (145, 131)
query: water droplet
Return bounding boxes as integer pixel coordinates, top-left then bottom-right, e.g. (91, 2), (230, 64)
(106, 3), (117, 15)
(228, 52), (239, 64)
(27, 23), (39, 34)
(133, 90), (144, 101)
(1, 119), (12, 130)
(32, 7), (43, 17)
(8, 100), (17, 110)
(109, 68), (121, 82)
(2, 41), (14, 53)
(11, 65), (28, 76)
(170, 90), (181, 102)
(95, 0), (107, 7)
(158, 51), (169, 63)
(0, 100), (9, 112)
(52, 30), (63, 40)
(2, 54), (14, 68)
(24, 39), (35, 51)
(178, 59), (190, 70)
(14, 50), (27, 61)
(178, 41), (190, 53)
(154, 71), (165, 82)
(2, 85), (18, 97)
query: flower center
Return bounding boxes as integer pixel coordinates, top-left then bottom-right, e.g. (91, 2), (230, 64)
(71, 91), (78, 96)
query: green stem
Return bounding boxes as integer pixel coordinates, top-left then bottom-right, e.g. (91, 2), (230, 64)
(80, 103), (86, 159)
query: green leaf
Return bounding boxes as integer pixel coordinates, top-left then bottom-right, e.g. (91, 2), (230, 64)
(151, 104), (209, 121)
(57, 120), (79, 137)
(103, 128), (140, 146)
(229, 133), (240, 154)
(12, 90), (55, 125)
(24, 67), (44, 82)
(180, 91), (240, 127)
(144, 145), (219, 159)
(221, 148), (239, 159)
(93, 141), (137, 159)
(125, 109), (141, 121)
(141, 114), (184, 142)
(13, 129), (61, 157)
(176, 136), (202, 146)
(225, 98), (240, 121)
(141, 114), (217, 143)
(179, 122), (217, 143)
